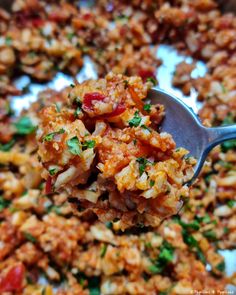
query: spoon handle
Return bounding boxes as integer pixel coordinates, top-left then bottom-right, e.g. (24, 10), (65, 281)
(205, 125), (236, 148)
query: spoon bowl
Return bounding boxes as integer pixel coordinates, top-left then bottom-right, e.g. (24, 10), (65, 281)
(148, 88), (236, 184)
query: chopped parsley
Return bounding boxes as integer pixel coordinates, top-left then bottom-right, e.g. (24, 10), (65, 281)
(70, 83), (75, 88)
(146, 77), (157, 85)
(150, 180), (155, 187)
(115, 14), (129, 21)
(0, 195), (11, 211)
(149, 241), (174, 274)
(143, 104), (151, 113)
(55, 102), (61, 113)
(46, 205), (62, 215)
(74, 106), (82, 117)
(5, 36), (12, 46)
(24, 232), (37, 243)
(133, 139), (137, 145)
(227, 200), (235, 208)
(124, 80), (129, 89)
(105, 222), (113, 229)
(221, 83), (227, 94)
(136, 157), (150, 176)
(141, 124), (151, 132)
(128, 111), (142, 127)
(221, 140), (236, 152)
(88, 277), (100, 295)
(0, 139), (15, 152)
(182, 228), (206, 264)
(223, 227), (229, 234)
(83, 140), (96, 149)
(14, 116), (36, 135)
(49, 168), (57, 176)
(179, 219), (200, 231)
(220, 114), (236, 152)
(203, 230), (217, 241)
(218, 160), (233, 170)
(100, 244), (107, 258)
(67, 136), (81, 155)
(67, 32), (75, 41)
(222, 113), (234, 126)
(145, 242), (152, 248)
(216, 261), (225, 272)
(43, 128), (65, 142)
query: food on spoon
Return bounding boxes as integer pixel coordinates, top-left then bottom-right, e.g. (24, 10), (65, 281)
(37, 73), (196, 229)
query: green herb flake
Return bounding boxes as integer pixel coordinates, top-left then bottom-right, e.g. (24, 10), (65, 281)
(49, 168), (57, 176)
(227, 200), (235, 208)
(218, 160), (233, 170)
(14, 116), (36, 135)
(145, 242), (152, 248)
(74, 106), (82, 117)
(216, 261), (225, 272)
(24, 232), (37, 243)
(182, 229), (198, 248)
(67, 136), (81, 155)
(0, 139), (15, 152)
(0, 195), (11, 212)
(203, 230), (217, 241)
(70, 83), (75, 88)
(83, 140), (96, 149)
(43, 128), (65, 142)
(159, 247), (174, 263)
(55, 102), (61, 113)
(223, 227), (229, 234)
(220, 115), (236, 152)
(150, 180), (155, 187)
(202, 214), (211, 224)
(128, 111), (142, 127)
(133, 139), (137, 145)
(148, 264), (161, 274)
(115, 14), (129, 21)
(105, 222), (113, 229)
(221, 83), (227, 94)
(67, 32), (75, 41)
(47, 205), (61, 215)
(196, 248), (206, 265)
(179, 219), (200, 231)
(221, 140), (236, 152)
(143, 104), (151, 113)
(136, 157), (150, 176)
(222, 113), (234, 126)
(124, 80), (129, 89)
(100, 244), (107, 258)
(5, 36), (12, 46)
(141, 124), (151, 132)
(88, 277), (100, 295)
(146, 77), (157, 85)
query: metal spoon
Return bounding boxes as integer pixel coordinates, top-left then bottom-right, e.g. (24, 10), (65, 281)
(148, 88), (236, 184)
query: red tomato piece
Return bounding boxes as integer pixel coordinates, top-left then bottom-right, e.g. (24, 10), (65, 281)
(0, 264), (25, 292)
(45, 176), (53, 195)
(31, 17), (44, 27)
(138, 69), (155, 82)
(103, 104), (126, 118)
(83, 92), (106, 110)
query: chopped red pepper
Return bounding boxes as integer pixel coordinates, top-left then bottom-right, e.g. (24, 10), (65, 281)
(138, 69), (156, 82)
(0, 264), (25, 292)
(31, 17), (45, 28)
(83, 92), (125, 118)
(45, 176), (53, 195)
(83, 92), (106, 111)
(103, 104), (126, 118)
